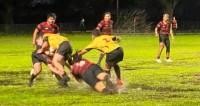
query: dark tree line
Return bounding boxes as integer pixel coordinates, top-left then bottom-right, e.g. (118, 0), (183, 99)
(0, 0), (200, 31)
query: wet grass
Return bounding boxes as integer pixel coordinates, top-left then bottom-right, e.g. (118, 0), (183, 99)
(1, 33), (200, 105)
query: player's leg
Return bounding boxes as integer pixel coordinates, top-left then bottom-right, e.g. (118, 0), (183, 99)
(106, 47), (124, 85)
(91, 64), (115, 89)
(95, 82), (116, 94)
(96, 72), (115, 90)
(165, 37), (172, 62)
(53, 41), (72, 86)
(29, 51), (42, 87)
(97, 53), (105, 66)
(29, 62), (42, 87)
(156, 34), (165, 63)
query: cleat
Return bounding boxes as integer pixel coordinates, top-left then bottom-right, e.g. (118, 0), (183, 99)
(117, 79), (123, 86)
(156, 59), (162, 63)
(166, 59), (173, 62)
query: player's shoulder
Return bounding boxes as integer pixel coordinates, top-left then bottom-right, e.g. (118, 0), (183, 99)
(100, 19), (106, 23)
(39, 22), (47, 25)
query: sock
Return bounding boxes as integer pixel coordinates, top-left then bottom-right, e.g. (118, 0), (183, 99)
(114, 65), (121, 80)
(29, 74), (37, 87)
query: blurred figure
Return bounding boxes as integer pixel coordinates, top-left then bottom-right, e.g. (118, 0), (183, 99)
(80, 18), (85, 32)
(171, 17), (178, 35)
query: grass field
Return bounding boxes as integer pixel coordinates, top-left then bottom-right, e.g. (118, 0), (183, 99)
(0, 33), (200, 106)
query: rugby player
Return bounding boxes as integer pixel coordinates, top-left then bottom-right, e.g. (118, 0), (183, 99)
(77, 31), (124, 86)
(69, 52), (116, 94)
(37, 34), (72, 86)
(171, 17), (178, 35)
(155, 14), (175, 63)
(32, 13), (59, 47)
(30, 13), (60, 83)
(94, 12), (113, 66)
(29, 51), (66, 87)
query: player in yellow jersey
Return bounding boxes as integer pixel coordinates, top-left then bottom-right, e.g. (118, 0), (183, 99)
(78, 32), (124, 86)
(37, 34), (73, 86)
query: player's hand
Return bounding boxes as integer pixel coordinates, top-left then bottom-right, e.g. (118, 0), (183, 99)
(37, 49), (43, 54)
(32, 41), (36, 47)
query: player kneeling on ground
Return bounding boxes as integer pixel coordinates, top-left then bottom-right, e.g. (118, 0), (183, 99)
(37, 34), (72, 86)
(68, 52), (116, 94)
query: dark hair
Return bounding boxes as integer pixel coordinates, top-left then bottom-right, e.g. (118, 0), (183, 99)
(73, 51), (82, 62)
(68, 51), (82, 65)
(103, 12), (111, 17)
(47, 13), (57, 19)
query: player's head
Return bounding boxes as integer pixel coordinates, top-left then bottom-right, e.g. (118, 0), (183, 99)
(47, 13), (56, 24)
(72, 51), (82, 62)
(163, 14), (169, 21)
(173, 17), (176, 20)
(103, 12), (111, 21)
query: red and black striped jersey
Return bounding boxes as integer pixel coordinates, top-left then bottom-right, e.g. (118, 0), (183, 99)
(156, 21), (171, 35)
(97, 19), (113, 35)
(171, 20), (177, 28)
(71, 59), (94, 75)
(36, 22), (59, 36)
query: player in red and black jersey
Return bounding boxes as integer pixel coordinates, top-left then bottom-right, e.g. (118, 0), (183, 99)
(29, 51), (68, 87)
(29, 37), (70, 87)
(155, 14), (175, 63)
(68, 52), (116, 94)
(96, 12), (113, 35)
(32, 13), (59, 47)
(30, 13), (63, 87)
(171, 17), (178, 35)
(94, 12), (114, 66)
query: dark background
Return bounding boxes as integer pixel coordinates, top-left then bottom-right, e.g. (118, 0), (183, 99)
(0, 0), (200, 32)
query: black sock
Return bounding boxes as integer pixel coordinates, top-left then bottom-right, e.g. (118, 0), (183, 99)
(29, 74), (37, 87)
(114, 65), (121, 80)
(30, 74), (37, 82)
(166, 57), (169, 59)
(62, 72), (70, 81)
(157, 56), (160, 59)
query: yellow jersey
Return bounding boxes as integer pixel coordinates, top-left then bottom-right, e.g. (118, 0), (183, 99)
(43, 34), (69, 49)
(84, 35), (119, 53)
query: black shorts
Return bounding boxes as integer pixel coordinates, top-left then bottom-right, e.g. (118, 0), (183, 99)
(81, 64), (103, 88)
(159, 33), (169, 43)
(32, 50), (52, 65)
(56, 41), (72, 60)
(106, 47), (124, 65)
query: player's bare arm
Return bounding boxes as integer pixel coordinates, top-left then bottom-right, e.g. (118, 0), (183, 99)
(32, 28), (39, 46)
(155, 27), (159, 37)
